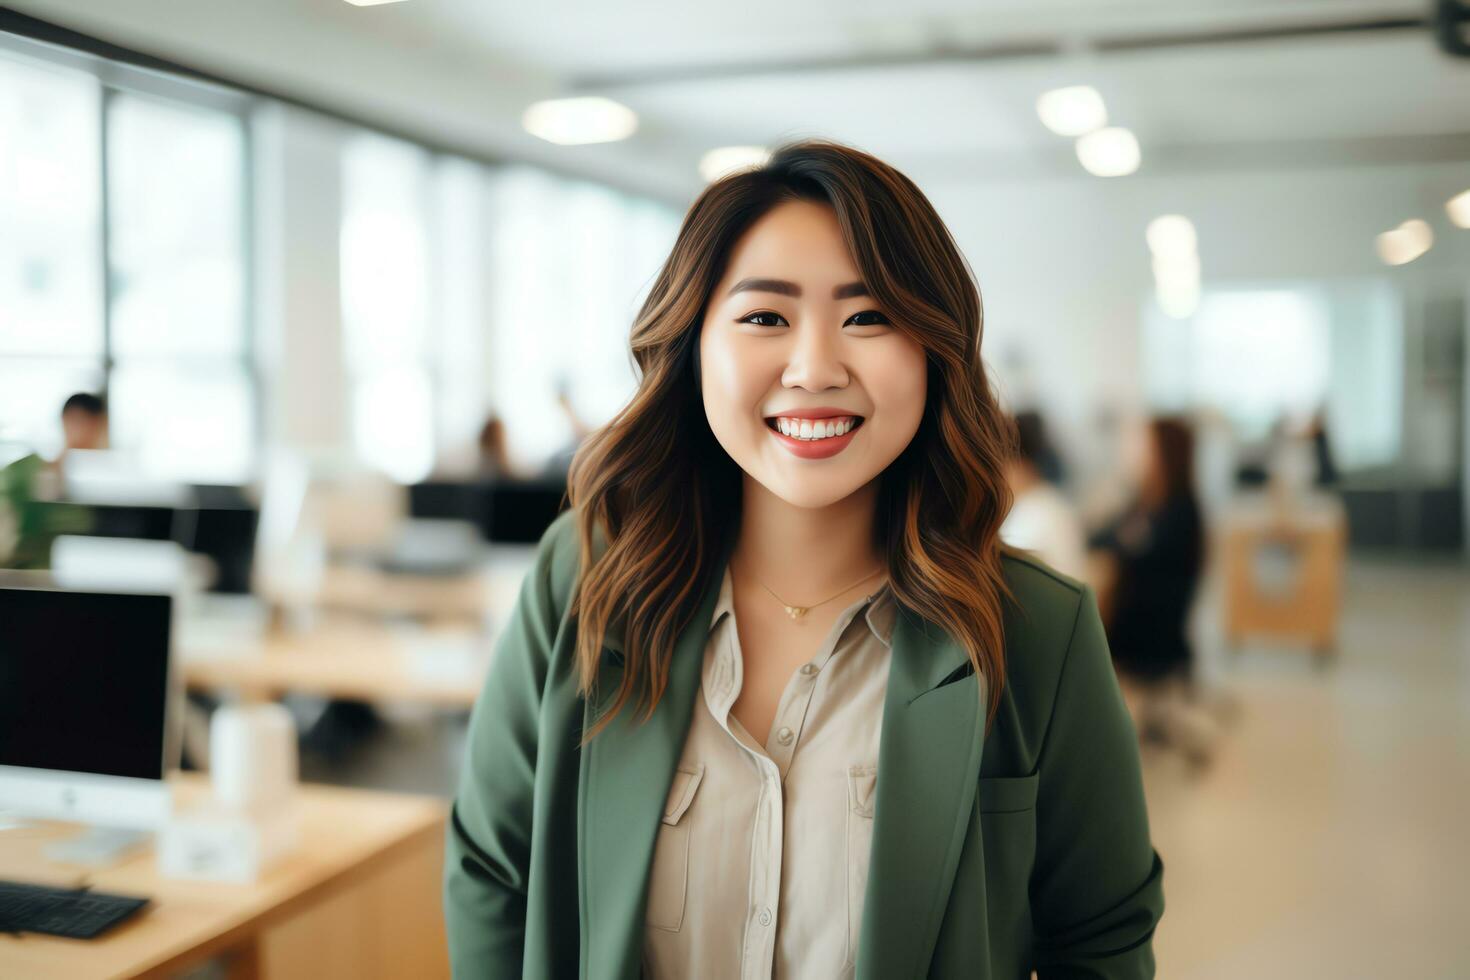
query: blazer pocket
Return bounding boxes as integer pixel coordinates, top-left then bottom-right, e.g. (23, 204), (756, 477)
(647, 764), (704, 933)
(978, 773), (1039, 814)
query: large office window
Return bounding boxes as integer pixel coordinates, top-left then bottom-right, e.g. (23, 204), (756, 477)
(107, 94), (252, 482)
(340, 133), (435, 484)
(0, 46), (254, 480)
(0, 53), (104, 456)
(1143, 280), (1402, 471)
(337, 149), (679, 482)
(429, 156), (490, 474)
(484, 166), (680, 472)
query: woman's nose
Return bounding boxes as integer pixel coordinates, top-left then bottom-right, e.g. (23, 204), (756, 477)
(780, 321), (849, 391)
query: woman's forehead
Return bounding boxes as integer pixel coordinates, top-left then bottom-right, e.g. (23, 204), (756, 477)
(716, 201), (861, 294)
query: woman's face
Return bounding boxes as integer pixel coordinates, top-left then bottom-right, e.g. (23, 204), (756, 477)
(699, 199), (928, 509)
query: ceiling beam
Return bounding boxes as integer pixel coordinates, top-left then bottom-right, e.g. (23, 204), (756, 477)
(570, 15), (1429, 91)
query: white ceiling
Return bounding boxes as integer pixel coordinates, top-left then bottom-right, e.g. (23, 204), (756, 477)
(7, 0), (1470, 199)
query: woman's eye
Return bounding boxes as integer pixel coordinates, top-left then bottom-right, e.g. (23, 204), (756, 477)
(741, 311), (787, 327)
(845, 310), (889, 327)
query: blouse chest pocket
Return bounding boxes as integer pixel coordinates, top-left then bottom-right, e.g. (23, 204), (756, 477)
(646, 763), (705, 933)
(844, 764), (878, 968)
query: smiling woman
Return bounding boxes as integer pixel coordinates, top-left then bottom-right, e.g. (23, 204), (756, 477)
(446, 139), (1165, 980)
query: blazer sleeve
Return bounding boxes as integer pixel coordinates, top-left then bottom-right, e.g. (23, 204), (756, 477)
(1030, 585), (1166, 979)
(443, 520), (566, 977)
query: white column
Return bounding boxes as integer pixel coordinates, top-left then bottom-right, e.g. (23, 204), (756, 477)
(252, 103), (350, 462)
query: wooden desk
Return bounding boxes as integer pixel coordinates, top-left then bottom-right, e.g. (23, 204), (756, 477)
(183, 620), (490, 708)
(314, 546), (536, 624)
(1220, 492), (1347, 664)
(0, 776), (448, 980)
(182, 550), (532, 707)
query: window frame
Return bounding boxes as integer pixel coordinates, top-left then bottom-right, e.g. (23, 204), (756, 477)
(0, 31), (260, 477)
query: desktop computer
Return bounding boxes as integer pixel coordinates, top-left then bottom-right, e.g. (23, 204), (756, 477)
(0, 584), (177, 939)
(0, 585), (178, 830)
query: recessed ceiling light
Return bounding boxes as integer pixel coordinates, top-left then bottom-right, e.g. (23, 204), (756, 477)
(522, 96), (638, 146)
(1376, 219), (1433, 266)
(1447, 189), (1470, 229)
(698, 146), (771, 182)
(1036, 85), (1107, 136)
(1075, 127), (1140, 177)
(1146, 215), (1197, 257)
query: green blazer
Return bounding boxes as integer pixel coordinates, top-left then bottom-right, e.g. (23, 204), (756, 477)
(445, 508), (1165, 978)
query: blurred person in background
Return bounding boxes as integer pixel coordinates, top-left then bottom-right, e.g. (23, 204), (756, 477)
(1000, 410), (1087, 581)
(59, 391), (109, 458)
(1305, 406), (1338, 488)
(1091, 415), (1218, 768)
(0, 392), (101, 568)
(476, 412), (520, 480)
(1267, 406), (1336, 494)
(540, 377), (595, 481)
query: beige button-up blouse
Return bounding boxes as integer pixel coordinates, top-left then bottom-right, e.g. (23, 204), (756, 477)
(641, 563), (898, 979)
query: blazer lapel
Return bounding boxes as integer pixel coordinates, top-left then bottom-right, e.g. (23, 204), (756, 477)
(578, 530), (734, 980)
(855, 605), (989, 979)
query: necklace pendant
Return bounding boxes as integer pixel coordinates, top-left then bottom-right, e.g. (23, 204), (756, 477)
(785, 606), (808, 620)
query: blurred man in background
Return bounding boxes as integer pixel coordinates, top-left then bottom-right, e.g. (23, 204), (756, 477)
(59, 391), (109, 459)
(0, 392), (103, 568)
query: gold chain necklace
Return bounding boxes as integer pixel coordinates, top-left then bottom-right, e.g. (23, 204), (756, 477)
(743, 564), (887, 621)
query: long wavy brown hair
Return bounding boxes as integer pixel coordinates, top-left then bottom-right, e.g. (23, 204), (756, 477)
(566, 139), (1017, 741)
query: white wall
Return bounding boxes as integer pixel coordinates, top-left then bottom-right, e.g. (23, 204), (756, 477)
(927, 160), (1470, 467)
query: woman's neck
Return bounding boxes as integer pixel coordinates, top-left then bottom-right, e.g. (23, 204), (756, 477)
(730, 475), (886, 604)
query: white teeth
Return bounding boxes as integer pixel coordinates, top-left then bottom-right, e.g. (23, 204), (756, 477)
(771, 416), (859, 441)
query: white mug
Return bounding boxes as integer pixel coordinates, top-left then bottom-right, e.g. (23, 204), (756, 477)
(210, 703), (297, 810)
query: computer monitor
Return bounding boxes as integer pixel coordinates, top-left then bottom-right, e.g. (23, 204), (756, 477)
(485, 481), (569, 544)
(0, 586), (178, 830)
(190, 485), (260, 595)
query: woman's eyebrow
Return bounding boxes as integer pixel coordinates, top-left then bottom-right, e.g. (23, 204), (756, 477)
(726, 277), (869, 299)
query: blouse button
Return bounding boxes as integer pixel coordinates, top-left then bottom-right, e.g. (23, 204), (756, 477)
(776, 726), (794, 745)
(799, 663), (817, 676)
(758, 908), (772, 926)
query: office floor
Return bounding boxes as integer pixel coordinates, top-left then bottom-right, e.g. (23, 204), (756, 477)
(301, 555), (1470, 979)
(1147, 556), (1470, 980)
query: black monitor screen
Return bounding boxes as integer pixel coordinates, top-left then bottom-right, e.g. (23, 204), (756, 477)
(0, 589), (171, 781)
(487, 482), (569, 544)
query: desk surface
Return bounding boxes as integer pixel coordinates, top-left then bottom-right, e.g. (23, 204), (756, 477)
(0, 776), (446, 980)
(183, 619), (493, 707)
(182, 552), (534, 707)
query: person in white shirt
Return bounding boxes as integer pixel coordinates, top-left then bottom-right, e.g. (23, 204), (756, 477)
(1000, 411), (1088, 582)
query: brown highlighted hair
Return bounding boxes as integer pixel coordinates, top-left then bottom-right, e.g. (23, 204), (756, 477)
(566, 139), (1016, 741)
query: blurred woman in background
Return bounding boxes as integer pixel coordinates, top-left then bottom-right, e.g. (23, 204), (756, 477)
(1092, 415), (1217, 767)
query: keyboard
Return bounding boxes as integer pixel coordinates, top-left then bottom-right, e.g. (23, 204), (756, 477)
(0, 879), (150, 939)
